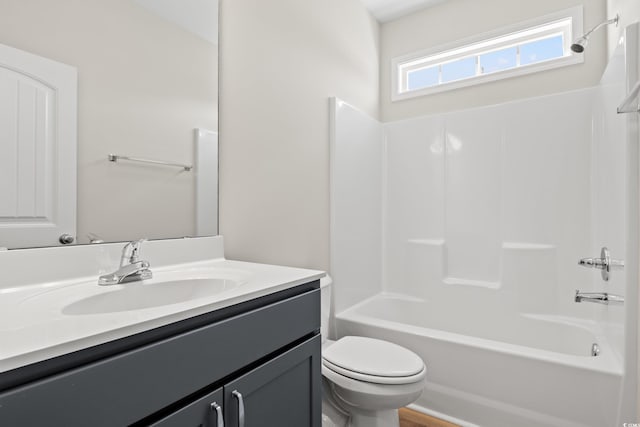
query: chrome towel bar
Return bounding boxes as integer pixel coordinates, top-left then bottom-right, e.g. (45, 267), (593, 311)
(108, 154), (193, 171)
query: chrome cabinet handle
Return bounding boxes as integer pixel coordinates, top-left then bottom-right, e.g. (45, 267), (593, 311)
(232, 390), (245, 427)
(210, 402), (224, 427)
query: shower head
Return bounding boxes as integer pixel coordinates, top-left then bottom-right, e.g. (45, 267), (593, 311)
(571, 14), (619, 53)
(570, 37), (588, 53)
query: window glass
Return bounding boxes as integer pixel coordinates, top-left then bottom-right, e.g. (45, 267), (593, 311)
(520, 35), (564, 65)
(393, 10), (579, 99)
(441, 57), (476, 83)
(480, 47), (517, 74)
(407, 66), (439, 91)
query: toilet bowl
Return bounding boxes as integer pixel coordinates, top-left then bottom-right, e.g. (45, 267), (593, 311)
(320, 277), (427, 427)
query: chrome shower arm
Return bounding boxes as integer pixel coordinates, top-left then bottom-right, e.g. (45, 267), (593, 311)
(582, 15), (619, 39)
(571, 14), (619, 53)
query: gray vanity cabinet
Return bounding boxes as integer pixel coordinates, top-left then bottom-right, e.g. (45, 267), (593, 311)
(152, 337), (320, 427)
(0, 282), (321, 427)
(223, 337), (321, 427)
(151, 388), (224, 427)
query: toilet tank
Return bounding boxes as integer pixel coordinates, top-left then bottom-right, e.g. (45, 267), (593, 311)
(320, 276), (332, 343)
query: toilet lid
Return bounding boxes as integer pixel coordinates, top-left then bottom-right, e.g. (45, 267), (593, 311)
(322, 336), (425, 383)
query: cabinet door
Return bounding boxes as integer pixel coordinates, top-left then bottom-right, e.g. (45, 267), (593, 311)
(151, 388), (224, 427)
(224, 336), (321, 427)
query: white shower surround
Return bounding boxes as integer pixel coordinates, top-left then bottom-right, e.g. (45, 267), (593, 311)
(329, 24), (639, 427)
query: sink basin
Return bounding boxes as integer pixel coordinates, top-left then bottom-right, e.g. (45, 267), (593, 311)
(62, 278), (242, 315)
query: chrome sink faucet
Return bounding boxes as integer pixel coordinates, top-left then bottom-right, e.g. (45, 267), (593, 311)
(98, 239), (153, 286)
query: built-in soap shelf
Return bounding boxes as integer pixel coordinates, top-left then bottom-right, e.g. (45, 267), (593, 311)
(502, 242), (555, 250)
(407, 239), (445, 246)
(405, 238), (557, 290)
(442, 277), (500, 289)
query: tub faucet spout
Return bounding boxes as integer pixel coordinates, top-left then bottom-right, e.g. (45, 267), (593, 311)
(574, 290), (624, 305)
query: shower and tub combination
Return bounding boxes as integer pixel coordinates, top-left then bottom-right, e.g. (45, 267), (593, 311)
(329, 23), (640, 427)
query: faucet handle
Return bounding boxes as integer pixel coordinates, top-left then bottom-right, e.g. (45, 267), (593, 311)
(578, 258), (600, 268)
(121, 239), (147, 266)
(578, 247), (624, 281)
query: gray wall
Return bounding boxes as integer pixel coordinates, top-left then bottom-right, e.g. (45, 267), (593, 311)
(607, 0), (640, 56)
(219, 0), (380, 271)
(380, 0), (607, 121)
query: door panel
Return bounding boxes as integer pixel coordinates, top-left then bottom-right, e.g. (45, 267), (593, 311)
(0, 43), (77, 248)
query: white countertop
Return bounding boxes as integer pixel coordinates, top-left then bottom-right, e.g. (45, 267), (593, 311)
(0, 237), (324, 374)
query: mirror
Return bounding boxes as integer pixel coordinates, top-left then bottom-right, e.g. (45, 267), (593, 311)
(0, 0), (219, 249)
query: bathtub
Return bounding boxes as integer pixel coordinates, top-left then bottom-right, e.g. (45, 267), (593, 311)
(335, 293), (623, 427)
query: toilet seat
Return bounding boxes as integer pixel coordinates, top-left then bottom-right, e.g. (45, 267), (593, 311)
(322, 336), (426, 385)
(323, 359), (426, 385)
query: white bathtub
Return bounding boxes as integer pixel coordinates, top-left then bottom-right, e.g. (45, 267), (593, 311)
(335, 294), (623, 427)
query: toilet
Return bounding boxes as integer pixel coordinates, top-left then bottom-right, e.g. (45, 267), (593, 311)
(320, 277), (427, 427)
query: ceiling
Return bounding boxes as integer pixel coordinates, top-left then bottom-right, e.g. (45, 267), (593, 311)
(133, 0), (437, 42)
(360, 0), (447, 22)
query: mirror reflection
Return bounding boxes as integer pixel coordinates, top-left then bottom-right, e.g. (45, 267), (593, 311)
(0, 0), (219, 249)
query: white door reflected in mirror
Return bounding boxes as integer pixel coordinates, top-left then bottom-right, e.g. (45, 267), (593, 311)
(0, 43), (77, 249)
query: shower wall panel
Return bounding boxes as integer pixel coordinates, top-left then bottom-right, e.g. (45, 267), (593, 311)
(443, 108), (502, 286)
(384, 88), (596, 319)
(330, 98), (384, 314)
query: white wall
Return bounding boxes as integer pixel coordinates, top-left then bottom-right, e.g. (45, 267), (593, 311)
(219, 0), (380, 271)
(0, 0), (218, 244)
(607, 0), (640, 57)
(380, 0), (607, 121)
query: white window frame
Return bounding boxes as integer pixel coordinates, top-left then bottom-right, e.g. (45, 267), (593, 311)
(391, 6), (584, 101)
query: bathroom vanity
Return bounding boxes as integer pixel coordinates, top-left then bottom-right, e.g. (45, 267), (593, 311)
(0, 237), (323, 426)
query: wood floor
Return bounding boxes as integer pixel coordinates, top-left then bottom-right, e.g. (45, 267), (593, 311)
(399, 408), (460, 427)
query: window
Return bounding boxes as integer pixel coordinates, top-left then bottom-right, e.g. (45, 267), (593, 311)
(392, 7), (584, 101)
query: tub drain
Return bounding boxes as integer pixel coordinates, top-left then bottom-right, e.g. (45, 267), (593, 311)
(591, 343), (600, 357)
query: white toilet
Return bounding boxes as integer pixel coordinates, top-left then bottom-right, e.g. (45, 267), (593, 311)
(320, 277), (427, 427)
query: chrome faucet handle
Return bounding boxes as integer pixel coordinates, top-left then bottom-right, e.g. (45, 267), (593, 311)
(120, 239), (147, 266)
(578, 258), (602, 268)
(98, 260), (152, 286)
(578, 247), (624, 281)
(98, 239), (152, 286)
